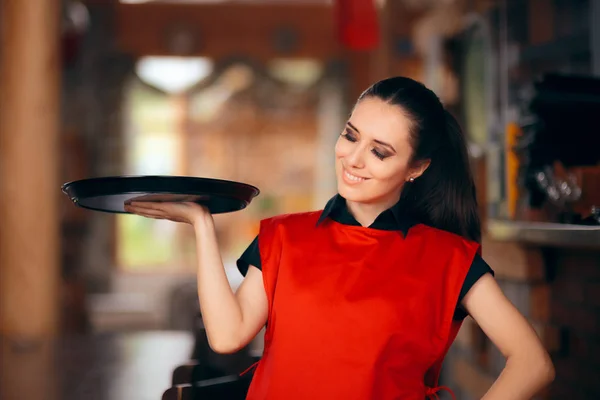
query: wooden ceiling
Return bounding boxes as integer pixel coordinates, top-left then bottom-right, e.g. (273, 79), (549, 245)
(114, 1), (339, 61)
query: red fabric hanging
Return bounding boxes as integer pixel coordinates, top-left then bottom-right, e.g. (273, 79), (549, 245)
(334, 0), (380, 51)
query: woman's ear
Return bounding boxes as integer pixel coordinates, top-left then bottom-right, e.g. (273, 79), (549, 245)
(407, 159), (431, 182)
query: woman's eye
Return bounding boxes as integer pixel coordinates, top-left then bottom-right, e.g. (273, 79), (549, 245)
(372, 149), (387, 160)
(342, 130), (357, 142)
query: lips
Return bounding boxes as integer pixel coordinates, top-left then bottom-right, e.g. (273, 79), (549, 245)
(342, 168), (369, 184)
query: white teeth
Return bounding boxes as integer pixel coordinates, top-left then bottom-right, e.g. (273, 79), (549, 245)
(344, 170), (365, 182)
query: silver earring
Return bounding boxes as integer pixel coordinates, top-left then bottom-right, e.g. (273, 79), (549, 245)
(408, 177), (415, 182)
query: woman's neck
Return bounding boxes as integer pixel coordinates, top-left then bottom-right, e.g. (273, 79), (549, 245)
(345, 195), (400, 227)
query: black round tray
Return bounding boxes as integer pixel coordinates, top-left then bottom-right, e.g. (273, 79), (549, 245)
(62, 176), (260, 215)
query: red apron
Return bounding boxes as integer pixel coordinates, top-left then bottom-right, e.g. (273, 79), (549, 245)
(244, 212), (480, 400)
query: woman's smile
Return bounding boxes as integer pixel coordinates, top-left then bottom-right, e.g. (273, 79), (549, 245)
(342, 167), (369, 185)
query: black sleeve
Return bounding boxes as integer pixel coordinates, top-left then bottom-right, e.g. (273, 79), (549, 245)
(453, 254), (494, 320)
(236, 235), (262, 276)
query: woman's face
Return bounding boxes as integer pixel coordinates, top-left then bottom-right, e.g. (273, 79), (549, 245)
(335, 97), (427, 206)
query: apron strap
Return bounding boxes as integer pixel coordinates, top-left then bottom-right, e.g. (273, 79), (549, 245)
(240, 360), (259, 377)
(426, 385), (457, 400)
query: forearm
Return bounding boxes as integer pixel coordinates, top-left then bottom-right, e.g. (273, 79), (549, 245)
(482, 352), (555, 400)
(194, 217), (244, 353)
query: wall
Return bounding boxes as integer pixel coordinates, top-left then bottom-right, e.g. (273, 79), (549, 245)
(546, 248), (600, 399)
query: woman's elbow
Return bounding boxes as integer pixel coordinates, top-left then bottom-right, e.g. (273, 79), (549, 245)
(538, 353), (556, 385)
(509, 347), (555, 388)
(528, 349), (555, 387)
(208, 336), (245, 355)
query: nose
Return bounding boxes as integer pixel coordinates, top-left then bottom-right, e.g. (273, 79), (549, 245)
(345, 143), (366, 169)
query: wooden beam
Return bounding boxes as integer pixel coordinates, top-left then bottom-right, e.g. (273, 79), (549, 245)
(116, 2), (339, 61)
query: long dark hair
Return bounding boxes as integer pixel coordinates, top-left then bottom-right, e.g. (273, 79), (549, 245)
(358, 77), (481, 243)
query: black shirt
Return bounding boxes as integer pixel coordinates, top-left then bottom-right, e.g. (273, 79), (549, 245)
(237, 194), (494, 320)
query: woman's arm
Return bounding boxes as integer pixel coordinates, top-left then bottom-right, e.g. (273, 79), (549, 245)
(124, 201), (268, 354)
(194, 216), (268, 353)
(462, 273), (555, 399)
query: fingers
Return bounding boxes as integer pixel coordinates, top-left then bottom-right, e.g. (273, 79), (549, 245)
(126, 201), (165, 210)
(125, 202), (173, 216)
(125, 205), (167, 219)
(124, 202), (191, 224)
(127, 201), (196, 213)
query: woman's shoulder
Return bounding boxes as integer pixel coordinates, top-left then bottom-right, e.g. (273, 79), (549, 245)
(258, 211), (322, 240)
(410, 223), (480, 250)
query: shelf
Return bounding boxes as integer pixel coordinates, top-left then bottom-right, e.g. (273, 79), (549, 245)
(487, 219), (600, 249)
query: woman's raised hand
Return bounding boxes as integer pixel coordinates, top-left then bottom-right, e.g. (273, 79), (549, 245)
(124, 201), (211, 226)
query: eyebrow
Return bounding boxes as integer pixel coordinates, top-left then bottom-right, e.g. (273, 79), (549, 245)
(346, 121), (397, 154)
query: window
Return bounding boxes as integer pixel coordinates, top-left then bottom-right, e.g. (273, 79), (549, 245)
(117, 57), (212, 271)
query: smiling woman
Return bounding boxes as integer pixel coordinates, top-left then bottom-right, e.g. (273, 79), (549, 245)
(335, 79), (478, 239)
(126, 76), (554, 400)
(335, 98), (427, 219)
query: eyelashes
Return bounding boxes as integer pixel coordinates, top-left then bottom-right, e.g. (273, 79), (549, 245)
(372, 148), (385, 160)
(341, 130), (358, 142)
(341, 130), (388, 160)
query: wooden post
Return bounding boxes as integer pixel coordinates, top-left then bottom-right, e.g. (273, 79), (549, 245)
(0, 2), (62, 397)
(0, 0), (62, 339)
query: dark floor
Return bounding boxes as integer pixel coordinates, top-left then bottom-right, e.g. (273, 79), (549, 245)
(0, 331), (194, 400)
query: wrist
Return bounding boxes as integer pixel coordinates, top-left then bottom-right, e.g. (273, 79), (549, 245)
(192, 212), (214, 231)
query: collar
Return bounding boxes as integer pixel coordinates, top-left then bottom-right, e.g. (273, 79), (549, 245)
(316, 194), (416, 236)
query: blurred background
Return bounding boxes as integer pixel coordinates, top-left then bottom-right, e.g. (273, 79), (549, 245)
(0, 0), (599, 399)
